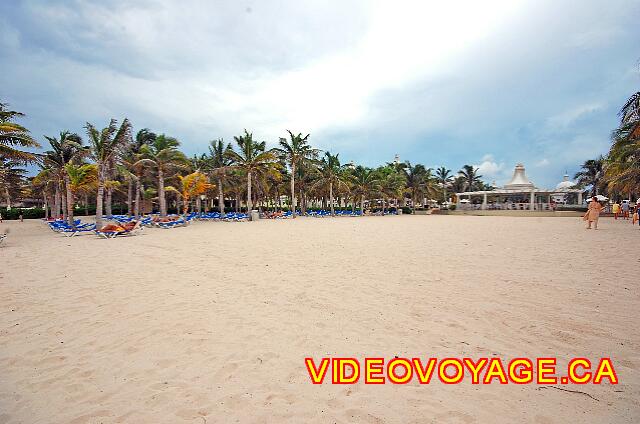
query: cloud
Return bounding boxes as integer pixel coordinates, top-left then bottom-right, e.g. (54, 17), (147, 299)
(474, 154), (508, 182)
(1, 0), (639, 187)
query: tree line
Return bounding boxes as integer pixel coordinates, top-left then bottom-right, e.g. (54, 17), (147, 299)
(2, 85), (637, 226)
(0, 103), (497, 227)
(574, 90), (640, 200)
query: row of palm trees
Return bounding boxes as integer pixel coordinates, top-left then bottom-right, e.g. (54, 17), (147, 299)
(574, 89), (640, 200)
(2, 102), (500, 228)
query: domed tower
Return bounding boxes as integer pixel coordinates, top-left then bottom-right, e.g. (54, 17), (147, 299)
(555, 173), (575, 191)
(504, 163), (535, 190)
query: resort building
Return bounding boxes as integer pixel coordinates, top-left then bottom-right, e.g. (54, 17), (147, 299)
(455, 163), (583, 211)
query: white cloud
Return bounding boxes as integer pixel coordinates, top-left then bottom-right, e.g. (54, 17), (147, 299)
(1, 0), (638, 188)
(476, 154), (504, 175)
(546, 103), (605, 129)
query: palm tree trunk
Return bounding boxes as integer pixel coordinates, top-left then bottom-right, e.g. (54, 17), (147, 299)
(277, 188), (282, 211)
(4, 188), (11, 209)
(140, 182), (146, 214)
(290, 163), (296, 218)
(134, 178), (141, 218)
(158, 168), (167, 217)
(299, 189), (306, 215)
(329, 182), (335, 216)
(61, 186), (67, 221)
(96, 169), (105, 230)
(217, 178), (225, 213)
(196, 195), (202, 213)
(247, 171), (253, 213)
(360, 195), (365, 215)
(43, 194), (49, 220)
(105, 187), (113, 217)
(127, 179), (133, 216)
(53, 183), (61, 219)
(64, 174), (75, 227)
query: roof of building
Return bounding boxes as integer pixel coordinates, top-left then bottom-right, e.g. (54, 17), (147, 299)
(504, 163), (534, 190)
(555, 173), (575, 190)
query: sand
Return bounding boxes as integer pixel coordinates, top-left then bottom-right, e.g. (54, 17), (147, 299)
(0, 215), (638, 423)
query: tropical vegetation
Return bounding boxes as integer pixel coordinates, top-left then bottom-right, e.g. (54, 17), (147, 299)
(2, 86), (639, 221)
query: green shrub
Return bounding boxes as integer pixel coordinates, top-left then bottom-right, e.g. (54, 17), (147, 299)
(556, 206), (587, 212)
(449, 204), (457, 210)
(401, 206), (413, 214)
(0, 208), (45, 220)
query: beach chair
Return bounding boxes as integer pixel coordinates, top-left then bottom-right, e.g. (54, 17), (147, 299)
(95, 221), (143, 238)
(157, 218), (186, 229)
(61, 223), (96, 237)
(139, 217), (153, 227)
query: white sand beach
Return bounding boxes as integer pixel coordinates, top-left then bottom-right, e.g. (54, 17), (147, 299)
(1, 215), (638, 423)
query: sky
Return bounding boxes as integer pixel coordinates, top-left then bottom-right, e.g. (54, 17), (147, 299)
(1, 0), (639, 187)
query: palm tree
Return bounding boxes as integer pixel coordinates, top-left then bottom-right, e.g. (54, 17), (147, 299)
(120, 129), (156, 217)
(574, 156), (605, 197)
(435, 166), (453, 202)
(458, 164), (482, 192)
(606, 122), (640, 196)
(403, 162), (432, 207)
(275, 130), (319, 218)
(451, 175), (467, 194)
(377, 166), (406, 213)
(134, 128), (157, 151)
(135, 134), (188, 217)
(124, 129), (156, 217)
(190, 153), (209, 212)
(32, 166), (56, 219)
(0, 102), (40, 163)
(175, 171), (212, 214)
(349, 165), (380, 213)
(208, 138), (233, 214)
(65, 164), (98, 213)
(85, 118), (132, 230)
(44, 131), (87, 225)
(310, 152), (348, 216)
(619, 91), (640, 125)
(226, 130), (279, 214)
(0, 159), (27, 209)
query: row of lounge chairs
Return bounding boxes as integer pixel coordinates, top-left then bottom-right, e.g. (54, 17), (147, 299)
(198, 212), (249, 221)
(48, 219), (97, 237)
(44, 208), (392, 239)
(47, 219), (141, 238)
(263, 210), (396, 218)
(307, 210), (364, 217)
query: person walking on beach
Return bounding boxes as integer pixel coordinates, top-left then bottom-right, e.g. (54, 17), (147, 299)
(584, 196), (603, 230)
(612, 201), (620, 219)
(621, 201), (630, 220)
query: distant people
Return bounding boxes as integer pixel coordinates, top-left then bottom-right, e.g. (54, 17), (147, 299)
(612, 201), (620, 219)
(19, 213), (23, 222)
(584, 196), (603, 230)
(0, 212), (3, 223)
(621, 201), (630, 219)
